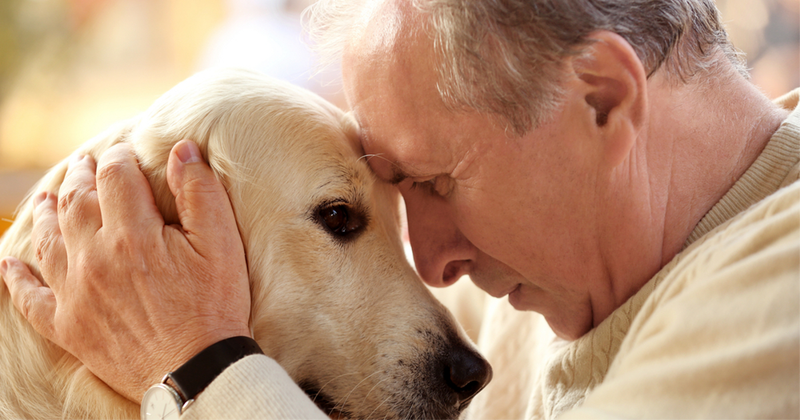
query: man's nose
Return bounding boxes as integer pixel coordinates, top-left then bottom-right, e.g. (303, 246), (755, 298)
(403, 192), (475, 288)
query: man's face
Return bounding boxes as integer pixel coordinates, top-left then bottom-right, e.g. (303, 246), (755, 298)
(341, 9), (617, 340)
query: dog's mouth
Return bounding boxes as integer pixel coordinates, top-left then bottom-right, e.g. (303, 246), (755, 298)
(302, 387), (352, 419)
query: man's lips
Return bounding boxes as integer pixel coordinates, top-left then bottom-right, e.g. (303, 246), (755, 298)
(491, 283), (521, 299)
(507, 284), (525, 309)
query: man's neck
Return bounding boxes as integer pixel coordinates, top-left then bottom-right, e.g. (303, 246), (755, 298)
(648, 68), (791, 266)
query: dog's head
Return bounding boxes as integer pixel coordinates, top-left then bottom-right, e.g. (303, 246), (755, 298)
(112, 68), (491, 419)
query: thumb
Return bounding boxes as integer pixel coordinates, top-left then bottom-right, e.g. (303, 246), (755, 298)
(166, 140), (241, 253)
(1, 257), (57, 341)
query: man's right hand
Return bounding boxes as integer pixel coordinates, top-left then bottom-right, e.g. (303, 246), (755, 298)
(0, 140), (252, 403)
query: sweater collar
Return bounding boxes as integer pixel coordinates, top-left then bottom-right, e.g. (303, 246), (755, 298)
(684, 88), (800, 248)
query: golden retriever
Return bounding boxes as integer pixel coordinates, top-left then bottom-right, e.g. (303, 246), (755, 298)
(0, 68), (491, 419)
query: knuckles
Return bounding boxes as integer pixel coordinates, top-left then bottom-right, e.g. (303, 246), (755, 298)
(33, 233), (61, 269)
(16, 287), (36, 321)
(57, 185), (97, 221)
(180, 173), (223, 193)
(95, 155), (132, 186)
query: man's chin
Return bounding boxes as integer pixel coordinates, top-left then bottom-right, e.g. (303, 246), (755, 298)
(545, 318), (591, 341)
(507, 285), (591, 340)
(507, 283), (542, 311)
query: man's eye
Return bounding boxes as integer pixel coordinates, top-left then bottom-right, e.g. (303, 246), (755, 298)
(410, 179), (436, 192)
(410, 177), (450, 197)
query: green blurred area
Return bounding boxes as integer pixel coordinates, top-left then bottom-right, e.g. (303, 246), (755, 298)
(0, 0), (25, 100)
(0, 0), (72, 103)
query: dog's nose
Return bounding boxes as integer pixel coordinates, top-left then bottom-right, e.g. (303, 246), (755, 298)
(443, 342), (492, 406)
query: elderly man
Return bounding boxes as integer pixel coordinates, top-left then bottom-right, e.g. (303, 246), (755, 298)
(2, 0), (798, 418)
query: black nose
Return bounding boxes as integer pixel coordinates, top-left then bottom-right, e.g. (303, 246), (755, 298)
(443, 342), (492, 406)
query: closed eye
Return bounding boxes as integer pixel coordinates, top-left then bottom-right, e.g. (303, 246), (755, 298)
(410, 179), (436, 192)
(409, 176), (451, 198)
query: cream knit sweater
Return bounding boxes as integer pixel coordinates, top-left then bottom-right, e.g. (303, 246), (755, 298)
(183, 90), (800, 420)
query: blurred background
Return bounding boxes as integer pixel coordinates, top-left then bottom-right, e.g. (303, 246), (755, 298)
(0, 0), (798, 235)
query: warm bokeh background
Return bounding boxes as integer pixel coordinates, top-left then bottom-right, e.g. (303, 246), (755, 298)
(0, 0), (798, 235)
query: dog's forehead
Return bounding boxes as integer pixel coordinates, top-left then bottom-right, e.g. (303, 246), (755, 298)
(246, 108), (374, 208)
(287, 104), (372, 197)
(307, 136), (373, 200)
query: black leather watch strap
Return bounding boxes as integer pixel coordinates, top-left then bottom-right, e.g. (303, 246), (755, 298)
(168, 336), (263, 402)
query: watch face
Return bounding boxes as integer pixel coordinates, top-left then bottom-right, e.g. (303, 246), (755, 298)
(141, 384), (183, 420)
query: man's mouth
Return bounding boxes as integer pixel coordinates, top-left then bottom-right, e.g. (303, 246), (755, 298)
(507, 284), (523, 307)
(482, 283), (521, 299)
(503, 284), (521, 298)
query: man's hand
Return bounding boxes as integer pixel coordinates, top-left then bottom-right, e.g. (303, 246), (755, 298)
(0, 140), (251, 403)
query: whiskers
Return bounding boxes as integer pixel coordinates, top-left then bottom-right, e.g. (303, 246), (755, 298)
(364, 379), (394, 420)
(334, 370), (385, 415)
(357, 153), (387, 165)
(307, 355), (397, 419)
(358, 153), (410, 176)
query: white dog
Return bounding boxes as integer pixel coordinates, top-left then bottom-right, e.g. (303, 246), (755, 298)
(0, 68), (491, 419)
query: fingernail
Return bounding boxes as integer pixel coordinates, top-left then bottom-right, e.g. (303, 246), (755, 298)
(33, 192), (48, 208)
(176, 141), (202, 164)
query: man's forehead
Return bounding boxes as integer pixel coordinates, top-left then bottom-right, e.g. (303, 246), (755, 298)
(357, 125), (428, 184)
(349, 0), (415, 58)
(359, 128), (405, 181)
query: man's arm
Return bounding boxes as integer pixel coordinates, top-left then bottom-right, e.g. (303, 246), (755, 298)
(0, 140), (251, 403)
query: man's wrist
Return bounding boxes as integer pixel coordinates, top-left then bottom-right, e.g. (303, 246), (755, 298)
(168, 336), (263, 403)
(141, 336), (263, 420)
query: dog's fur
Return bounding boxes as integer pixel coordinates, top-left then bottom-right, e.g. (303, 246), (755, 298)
(0, 68), (488, 419)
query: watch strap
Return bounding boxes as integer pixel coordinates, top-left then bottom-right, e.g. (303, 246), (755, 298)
(167, 336), (263, 402)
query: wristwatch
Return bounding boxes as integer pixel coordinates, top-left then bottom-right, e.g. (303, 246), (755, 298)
(140, 336), (263, 420)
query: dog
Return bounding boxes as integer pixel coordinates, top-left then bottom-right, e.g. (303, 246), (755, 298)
(0, 68), (491, 419)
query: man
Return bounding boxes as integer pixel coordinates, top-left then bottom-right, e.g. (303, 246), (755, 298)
(1, 0), (798, 418)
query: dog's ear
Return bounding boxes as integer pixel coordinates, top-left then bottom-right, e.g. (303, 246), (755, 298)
(126, 73), (225, 226)
(82, 115), (185, 226)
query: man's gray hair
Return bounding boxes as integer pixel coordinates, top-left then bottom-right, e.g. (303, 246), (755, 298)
(306, 0), (747, 135)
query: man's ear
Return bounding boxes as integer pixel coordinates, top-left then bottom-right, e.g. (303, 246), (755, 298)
(571, 30), (647, 167)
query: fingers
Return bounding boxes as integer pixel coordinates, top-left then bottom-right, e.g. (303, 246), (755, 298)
(31, 192), (68, 288)
(0, 257), (57, 341)
(58, 154), (102, 248)
(166, 140), (243, 257)
(95, 143), (164, 232)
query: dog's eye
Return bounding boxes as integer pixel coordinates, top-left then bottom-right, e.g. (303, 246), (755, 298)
(318, 205), (362, 237)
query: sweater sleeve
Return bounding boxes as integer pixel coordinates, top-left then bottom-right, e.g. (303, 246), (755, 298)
(180, 354), (329, 419)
